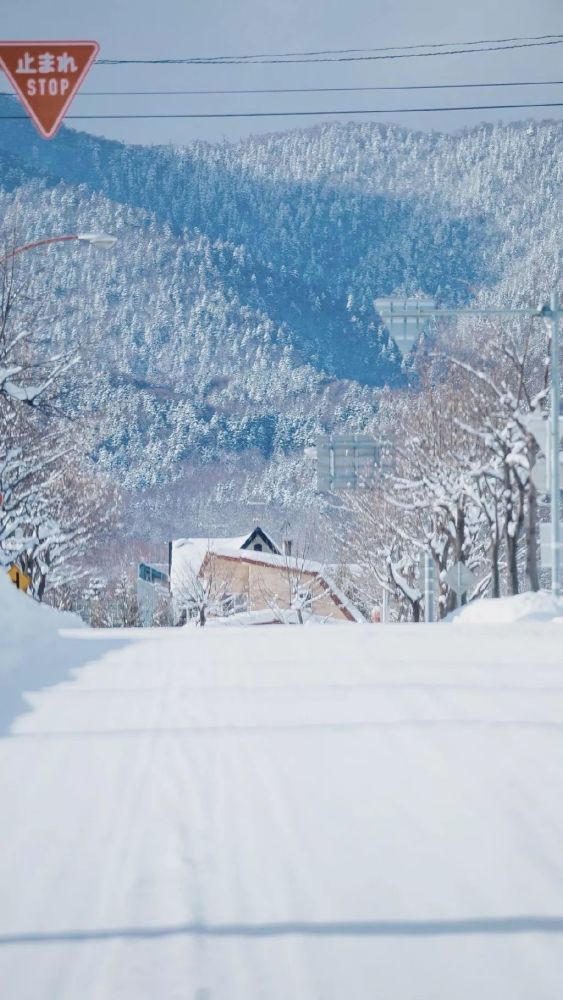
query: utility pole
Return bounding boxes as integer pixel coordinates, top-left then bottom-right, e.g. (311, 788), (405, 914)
(549, 290), (561, 596)
(381, 588), (389, 623)
(424, 552), (435, 622)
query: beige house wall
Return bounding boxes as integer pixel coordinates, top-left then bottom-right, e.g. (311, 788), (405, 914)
(205, 554), (351, 621)
(209, 557), (250, 596)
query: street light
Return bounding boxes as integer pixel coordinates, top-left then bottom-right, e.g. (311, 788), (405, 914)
(375, 291), (562, 597)
(0, 231), (117, 266)
(76, 233), (117, 249)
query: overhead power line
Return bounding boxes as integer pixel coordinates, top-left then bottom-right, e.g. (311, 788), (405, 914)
(97, 33), (563, 65)
(1, 101), (563, 121)
(149, 32), (563, 61)
(203, 32), (563, 59)
(5, 80), (559, 98)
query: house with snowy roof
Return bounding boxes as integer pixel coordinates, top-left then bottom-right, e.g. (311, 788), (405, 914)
(167, 526), (365, 625)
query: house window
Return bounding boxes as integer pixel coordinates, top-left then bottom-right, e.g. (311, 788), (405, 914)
(253, 543), (263, 551)
(139, 563), (168, 585)
(293, 584), (313, 609)
(221, 593), (248, 616)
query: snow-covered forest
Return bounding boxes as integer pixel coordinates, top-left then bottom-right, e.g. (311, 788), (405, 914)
(0, 98), (560, 611)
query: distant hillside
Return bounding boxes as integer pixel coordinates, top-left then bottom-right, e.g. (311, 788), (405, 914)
(0, 99), (559, 526)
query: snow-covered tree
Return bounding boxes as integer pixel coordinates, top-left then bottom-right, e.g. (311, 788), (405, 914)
(0, 233), (118, 598)
(172, 545), (235, 627)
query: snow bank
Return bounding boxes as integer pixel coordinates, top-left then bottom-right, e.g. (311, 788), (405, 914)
(0, 572), (83, 677)
(447, 590), (563, 625)
(205, 609), (350, 627)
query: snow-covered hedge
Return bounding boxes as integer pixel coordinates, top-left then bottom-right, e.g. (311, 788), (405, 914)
(446, 591), (563, 625)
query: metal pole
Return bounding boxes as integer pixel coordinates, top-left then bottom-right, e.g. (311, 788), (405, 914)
(551, 289), (561, 597)
(424, 552), (434, 623)
(382, 588), (389, 624)
(0, 234), (78, 266)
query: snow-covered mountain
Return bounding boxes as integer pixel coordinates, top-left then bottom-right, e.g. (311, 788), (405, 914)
(0, 96), (559, 527)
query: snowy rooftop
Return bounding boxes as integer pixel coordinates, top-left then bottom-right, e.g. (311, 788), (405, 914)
(170, 533), (365, 623)
(171, 535), (249, 583)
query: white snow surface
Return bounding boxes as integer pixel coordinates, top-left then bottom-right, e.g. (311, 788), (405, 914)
(0, 572), (83, 677)
(447, 589), (563, 624)
(205, 609), (349, 627)
(2, 586), (563, 998)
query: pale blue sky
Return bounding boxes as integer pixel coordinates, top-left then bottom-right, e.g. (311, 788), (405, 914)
(1, 0), (562, 145)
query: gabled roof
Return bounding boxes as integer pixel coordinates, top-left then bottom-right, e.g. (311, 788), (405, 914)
(198, 547), (365, 623)
(170, 526), (279, 586)
(170, 526), (365, 623)
(240, 526), (281, 554)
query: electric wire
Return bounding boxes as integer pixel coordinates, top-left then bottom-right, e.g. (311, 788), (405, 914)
(98, 38), (563, 66)
(96, 33), (563, 65)
(145, 32), (563, 60)
(1, 101), (562, 121)
(1, 79), (561, 98)
(1, 32), (562, 123)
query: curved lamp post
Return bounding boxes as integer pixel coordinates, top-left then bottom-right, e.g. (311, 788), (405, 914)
(0, 231), (117, 266)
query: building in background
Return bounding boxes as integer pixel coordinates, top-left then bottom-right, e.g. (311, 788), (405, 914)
(137, 561), (170, 626)
(169, 526), (364, 625)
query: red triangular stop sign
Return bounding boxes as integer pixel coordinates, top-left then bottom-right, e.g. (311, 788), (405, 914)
(0, 41), (99, 139)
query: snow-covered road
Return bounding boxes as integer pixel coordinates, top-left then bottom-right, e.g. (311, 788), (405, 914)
(2, 619), (563, 999)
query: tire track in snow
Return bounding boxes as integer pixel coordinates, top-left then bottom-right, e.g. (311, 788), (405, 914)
(79, 658), (176, 1000)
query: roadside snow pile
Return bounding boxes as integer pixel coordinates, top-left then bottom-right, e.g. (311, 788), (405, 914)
(206, 609), (349, 627)
(447, 590), (563, 625)
(0, 572), (83, 677)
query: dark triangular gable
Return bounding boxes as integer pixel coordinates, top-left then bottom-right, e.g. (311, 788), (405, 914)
(240, 526), (281, 555)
